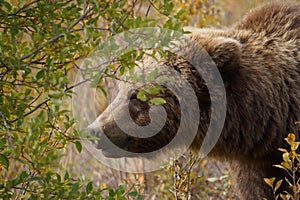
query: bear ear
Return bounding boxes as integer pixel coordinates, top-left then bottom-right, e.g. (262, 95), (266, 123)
(206, 37), (241, 71)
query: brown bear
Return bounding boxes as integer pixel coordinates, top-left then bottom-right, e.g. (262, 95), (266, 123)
(86, 1), (300, 199)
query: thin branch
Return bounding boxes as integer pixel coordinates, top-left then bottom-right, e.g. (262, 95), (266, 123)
(148, 0), (164, 16)
(10, 98), (50, 124)
(12, 186), (37, 195)
(65, 78), (90, 91)
(19, 7), (93, 61)
(146, 4), (151, 17)
(173, 155), (179, 200)
(28, 91), (42, 107)
(69, 7), (93, 30)
(12, 0), (39, 16)
(10, 78), (90, 124)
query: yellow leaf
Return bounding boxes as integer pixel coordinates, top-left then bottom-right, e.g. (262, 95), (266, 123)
(281, 162), (292, 170)
(39, 136), (48, 143)
(290, 150), (296, 160)
(273, 164), (286, 170)
(56, 143), (64, 149)
(291, 142), (300, 151)
(278, 148), (288, 153)
(274, 179), (283, 192)
(282, 152), (291, 163)
(264, 178), (274, 188)
(285, 133), (296, 145)
(73, 24), (79, 30)
(101, 183), (107, 189)
(288, 133), (296, 140)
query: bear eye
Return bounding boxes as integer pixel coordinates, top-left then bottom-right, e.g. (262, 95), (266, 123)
(129, 90), (138, 100)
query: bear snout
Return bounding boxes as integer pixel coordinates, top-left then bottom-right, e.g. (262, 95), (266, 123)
(86, 121), (131, 158)
(86, 126), (107, 150)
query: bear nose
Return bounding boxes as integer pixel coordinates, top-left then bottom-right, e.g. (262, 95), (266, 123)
(86, 126), (98, 137)
(86, 126), (116, 150)
(85, 127), (104, 149)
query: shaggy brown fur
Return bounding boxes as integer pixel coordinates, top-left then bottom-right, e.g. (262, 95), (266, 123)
(87, 1), (300, 199)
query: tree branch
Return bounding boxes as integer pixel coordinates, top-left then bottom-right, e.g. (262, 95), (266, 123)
(10, 79), (90, 124)
(20, 7), (93, 61)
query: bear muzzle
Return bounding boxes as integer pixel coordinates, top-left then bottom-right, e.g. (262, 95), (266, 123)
(86, 123), (130, 158)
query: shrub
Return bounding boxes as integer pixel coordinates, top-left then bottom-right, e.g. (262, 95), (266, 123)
(264, 128), (300, 200)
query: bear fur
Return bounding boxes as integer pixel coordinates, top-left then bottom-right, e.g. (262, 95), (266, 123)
(87, 1), (300, 199)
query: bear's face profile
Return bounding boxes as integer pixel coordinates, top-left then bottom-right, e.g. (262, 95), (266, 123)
(87, 83), (181, 157)
(86, 1), (300, 199)
(87, 35), (241, 158)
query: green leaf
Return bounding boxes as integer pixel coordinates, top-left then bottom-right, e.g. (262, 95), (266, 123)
(74, 141), (82, 153)
(56, 173), (61, 183)
(163, 1), (174, 16)
(147, 84), (164, 95)
(120, 65), (125, 75)
(90, 73), (102, 88)
(108, 188), (115, 197)
(128, 191), (138, 197)
(36, 70), (44, 80)
(11, 171), (28, 187)
(1, 1), (12, 11)
(24, 89), (31, 96)
(86, 181), (93, 193)
(71, 182), (79, 194)
(64, 171), (69, 180)
(174, 9), (185, 19)
(137, 90), (146, 101)
(118, 185), (125, 192)
(0, 154), (9, 170)
(147, 69), (158, 82)
(149, 97), (166, 105)
(49, 92), (64, 99)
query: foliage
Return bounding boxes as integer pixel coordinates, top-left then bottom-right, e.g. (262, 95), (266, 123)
(0, 0), (187, 199)
(162, 152), (233, 199)
(173, 0), (221, 27)
(264, 131), (300, 200)
(169, 152), (202, 199)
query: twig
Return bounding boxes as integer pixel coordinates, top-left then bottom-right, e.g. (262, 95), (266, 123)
(65, 78), (90, 91)
(12, 0), (39, 16)
(70, 7), (93, 30)
(10, 98), (50, 124)
(7, 6), (95, 122)
(173, 154), (179, 200)
(148, 0), (165, 16)
(186, 153), (198, 200)
(19, 7), (93, 61)
(10, 78), (90, 124)
(146, 4), (151, 17)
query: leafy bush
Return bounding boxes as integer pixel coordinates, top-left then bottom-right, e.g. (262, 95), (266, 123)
(264, 130), (300, 200)
(0, 0), (186, 199)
